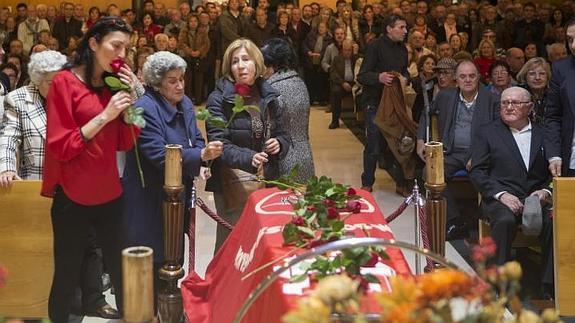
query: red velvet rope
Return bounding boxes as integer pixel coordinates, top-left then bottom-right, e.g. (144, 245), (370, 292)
(196, 197), (234, 231)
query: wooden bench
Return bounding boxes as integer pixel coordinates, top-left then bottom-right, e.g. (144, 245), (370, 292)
(0, 181), (52, 318)
(553, 177), (575, 316)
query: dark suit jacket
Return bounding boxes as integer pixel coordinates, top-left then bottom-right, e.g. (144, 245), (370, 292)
(417, 86), (500, 156)
(470, 119), (551, 201)
(329, 54), (358, 87)
(544, 56), (575, 174)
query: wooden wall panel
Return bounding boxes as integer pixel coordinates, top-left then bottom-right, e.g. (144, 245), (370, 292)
(0, 181), (53, 318)
(553, 177), (575, 316)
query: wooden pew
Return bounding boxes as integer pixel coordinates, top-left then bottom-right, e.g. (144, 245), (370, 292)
(0, 181), (52, 318)
(553, 177), (575, 316)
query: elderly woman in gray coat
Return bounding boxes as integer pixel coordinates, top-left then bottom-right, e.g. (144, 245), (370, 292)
(261, 38), (315, 182)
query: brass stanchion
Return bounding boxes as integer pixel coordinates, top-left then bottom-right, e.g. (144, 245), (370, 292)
(424, 142), (447, 261)
(123, 246), (155, 323)
(158, 144), (185, 322)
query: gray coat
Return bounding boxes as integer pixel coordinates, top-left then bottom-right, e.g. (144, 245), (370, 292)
(267, 70), (315, 182)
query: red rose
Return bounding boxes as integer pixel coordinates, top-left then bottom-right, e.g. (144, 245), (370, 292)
(110, 58), (125, 74)
(327, 207), (339, 220)
(347, 188), (357, 196)
(306, 205), (316, 213)
(322, 199), (335, 207)
(345, 200), (362, 213)
(309, 239), (327, 248)
(234, 83), (251, 96)
(363, 253), (379, 267)
(291, 216), (306, 226)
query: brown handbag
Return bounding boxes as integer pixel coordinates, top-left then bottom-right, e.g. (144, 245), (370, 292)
(220, 166), (264, 214)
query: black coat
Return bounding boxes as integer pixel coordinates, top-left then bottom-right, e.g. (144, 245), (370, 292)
(544, 56), (575, 174)
(417, 86), (500, 156)
(470, 119), (551, 201)
(357, 33), (408, 108)
(205, 77), (289, 193)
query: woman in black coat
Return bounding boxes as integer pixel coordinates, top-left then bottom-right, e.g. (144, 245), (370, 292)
(206, 38), (289, 252)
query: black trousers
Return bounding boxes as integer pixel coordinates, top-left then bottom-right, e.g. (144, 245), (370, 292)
(443, 150), (469, 222)
(483, 198), (554, 284)
(49, 188), (124, 322)
(71, 233), (107, 313)
(330, 85), (353, 124)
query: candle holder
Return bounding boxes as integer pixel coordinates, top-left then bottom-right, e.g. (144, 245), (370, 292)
(123, 246), (155, 323)
(158, 145), (185, 322)
(424, 142), (447, 265)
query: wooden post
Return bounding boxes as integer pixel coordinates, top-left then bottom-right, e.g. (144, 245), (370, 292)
(424, 142), (447, 261)
(158, 144), (185, 323)
(123, 246), (155, 323)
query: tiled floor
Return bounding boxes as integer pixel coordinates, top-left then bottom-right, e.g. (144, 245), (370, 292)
(82, 106), (473, 322)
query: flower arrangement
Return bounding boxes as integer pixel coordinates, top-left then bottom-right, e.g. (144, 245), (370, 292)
(259, 171), (389, 291)
(282, 237), (563, 323)
(104, 58), (146, 187)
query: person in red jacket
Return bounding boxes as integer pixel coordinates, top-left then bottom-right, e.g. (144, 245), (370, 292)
(41, 17), (143, 321)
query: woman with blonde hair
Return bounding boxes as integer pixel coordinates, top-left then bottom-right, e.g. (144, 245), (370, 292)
(517, 57), (551, 125)
(205, 38), (289, 252)
(473, 39), (497, 82)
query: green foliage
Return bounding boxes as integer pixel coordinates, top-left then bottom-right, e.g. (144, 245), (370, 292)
(264, 166), (387, 292)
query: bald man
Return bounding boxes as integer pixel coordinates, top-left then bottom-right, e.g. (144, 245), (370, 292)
(471, 86), (553, 296)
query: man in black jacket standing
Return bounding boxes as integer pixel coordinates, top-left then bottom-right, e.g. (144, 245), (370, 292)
(51, 2), (82, 51)
(357, 14), (408, 192)
(545, 18), (575, 178)
(470, 86), (553, 294)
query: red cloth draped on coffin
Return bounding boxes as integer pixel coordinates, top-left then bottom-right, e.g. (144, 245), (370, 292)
(181, 188), (412, 322)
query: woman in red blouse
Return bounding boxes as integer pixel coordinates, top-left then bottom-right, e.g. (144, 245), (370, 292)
(42, 17), (142, 321)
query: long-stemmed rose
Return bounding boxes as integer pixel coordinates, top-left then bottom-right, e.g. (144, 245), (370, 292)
(105, 58), (146, 188)
(196, 83), (261, 172)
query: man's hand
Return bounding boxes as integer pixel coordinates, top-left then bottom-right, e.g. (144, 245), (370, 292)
(0, 171), (21, 188)
(416, 139), (426, 162)
(342, 82), (352, 92)
(530, 189), (552, 205)
(549, 159), (562, 177)
(499, 192), (524, 215)
(378, 72), (394, 85)
(466, 159), (472, 171)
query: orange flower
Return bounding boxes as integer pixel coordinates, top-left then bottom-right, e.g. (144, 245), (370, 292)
(418, 269), (473, 302)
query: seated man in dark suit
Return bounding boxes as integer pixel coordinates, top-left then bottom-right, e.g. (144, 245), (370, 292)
(328, 39), (358, 129)
(417, 60), (500, 239)
(470, 86), (553, 295)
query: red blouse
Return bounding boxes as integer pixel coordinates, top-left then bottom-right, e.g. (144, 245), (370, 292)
(41, 70), (140, 206)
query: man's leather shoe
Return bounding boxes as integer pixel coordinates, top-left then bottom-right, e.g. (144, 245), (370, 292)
(85, 304), (120, 319)
(328, 122), (339, 129)
(446, 221), (468, 241)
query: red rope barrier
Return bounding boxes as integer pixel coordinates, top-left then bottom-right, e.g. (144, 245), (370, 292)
(418, 207), (434, 270)
(384, 201), (410, 223)
(188, 208), (196, 273)
(196, 197), (234, 231)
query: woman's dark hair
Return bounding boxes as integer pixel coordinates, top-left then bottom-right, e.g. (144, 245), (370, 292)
(416, 54), (437, 75)
(71, 16), (133, 90)
(362, 4), (373, 14)
(89, 6), (101, 17)
(142, 12), (155, 24)
(488, 60), (510, 76)
(551, 8), (566, 26)
(261, 38), (298, 72)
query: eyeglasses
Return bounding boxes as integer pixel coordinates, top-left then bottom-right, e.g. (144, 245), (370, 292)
(527, 71), (547, 78)
(102, 17), (133, 32)
(501, 101), (531, 108)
